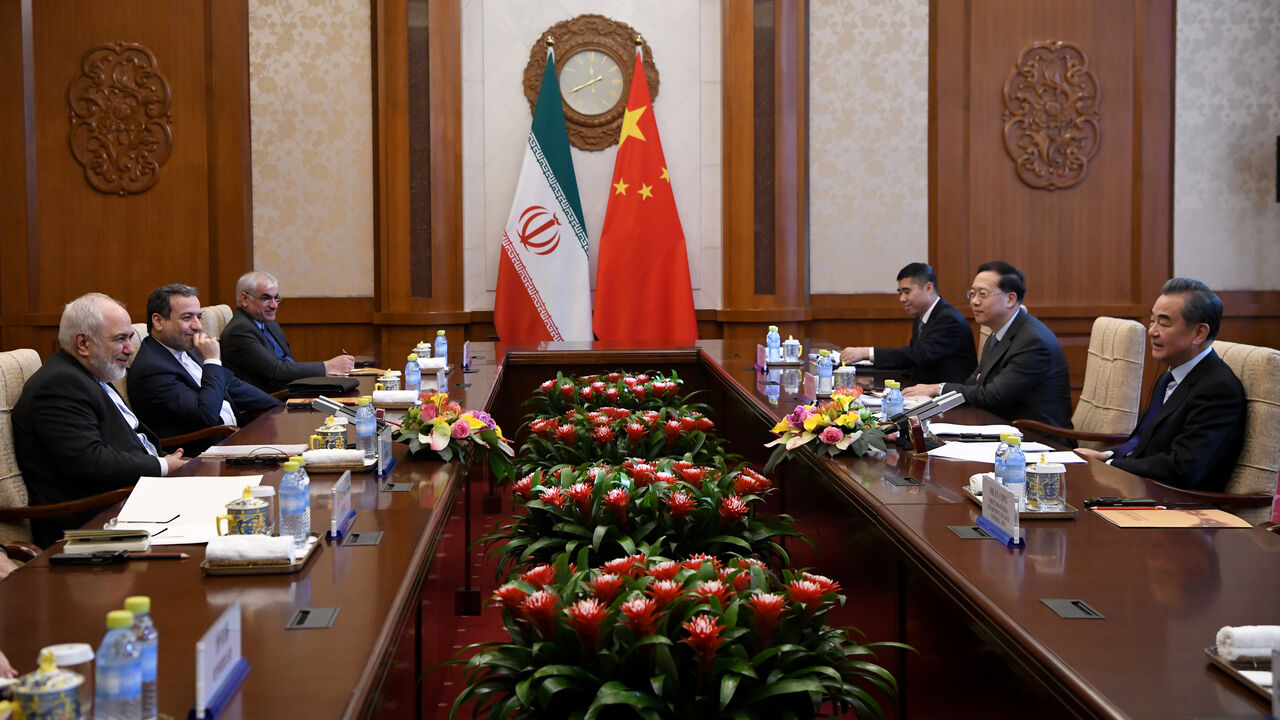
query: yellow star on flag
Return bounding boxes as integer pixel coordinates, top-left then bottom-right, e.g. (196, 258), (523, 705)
(613, 179), (629, 195)
(660, 167), (669, 182)
(639, 183), (653, 200)
(617, 105), (647, 149)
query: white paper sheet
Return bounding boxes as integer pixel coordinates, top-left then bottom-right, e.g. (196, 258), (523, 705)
(200, 444), (307, 457)
(925, 441), (1082, 464)
(114, 475), (262, 545)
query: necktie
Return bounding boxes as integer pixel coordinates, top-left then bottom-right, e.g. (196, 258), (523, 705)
(1115, 371), (1174, 458)
(984, 333), (999, 357)
(259, 322), (291, 360)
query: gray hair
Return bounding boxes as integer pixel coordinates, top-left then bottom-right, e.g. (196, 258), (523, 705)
(1161, 277), (1224, 343)
(235, 271), (278, 299)
(58, 293), (123, 350)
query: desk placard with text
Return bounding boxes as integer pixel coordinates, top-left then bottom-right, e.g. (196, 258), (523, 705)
(977, 476), (1023, 547)
(193, 601), (249, 719)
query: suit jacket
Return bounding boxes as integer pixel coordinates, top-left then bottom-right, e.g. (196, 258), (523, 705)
(1110, 349), (1244, 492)
(942, 308), (1073, 434)
(220, 307), (325, 393)
(127, 335), (281, 452)
(13, 350), (164, 547)
(872, 297), (977, 384)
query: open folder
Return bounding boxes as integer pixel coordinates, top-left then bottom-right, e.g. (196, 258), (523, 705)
(113, 475), (263, 545)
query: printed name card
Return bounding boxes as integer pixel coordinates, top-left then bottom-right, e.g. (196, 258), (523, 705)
(192, 601), (248, 719)
(328, 470), (355, 540)
(976, 475), (1024, 547)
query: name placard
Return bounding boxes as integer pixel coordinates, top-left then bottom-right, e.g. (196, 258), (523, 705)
(977, 475), (1023, 547)
(462, 340), (472, 371)
(376, 426), (395, 477)
(328, 470), (355, 540)
(192, 602), (249, 719)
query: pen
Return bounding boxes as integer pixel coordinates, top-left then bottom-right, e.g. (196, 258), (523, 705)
(127, 552), (189, 560)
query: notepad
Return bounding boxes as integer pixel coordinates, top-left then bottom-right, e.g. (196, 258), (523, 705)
(1092, 507), (1251, 528)
(114, 475), (263, 545)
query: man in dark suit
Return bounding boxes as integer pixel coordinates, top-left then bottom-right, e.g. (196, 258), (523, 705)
(904, 261), (1073, 433)
(839, 262), (977, 384)
(127, 284), (281, 454)
(14, 293), (189, 547)
(1075, 278), (1244, 491)
(220, 271), (354, 393)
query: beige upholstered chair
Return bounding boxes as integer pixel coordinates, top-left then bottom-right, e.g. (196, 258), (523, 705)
(200, 304), (233, 340)
(1, 349), (42, 547)
(1207, 341), (1280, 523)
(1013, 317), (1146, 449)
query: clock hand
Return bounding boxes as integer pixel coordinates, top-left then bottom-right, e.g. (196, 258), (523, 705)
(570, 75), (604, 93)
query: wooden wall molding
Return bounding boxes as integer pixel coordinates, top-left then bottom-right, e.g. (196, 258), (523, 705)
(1001, 40), (1100, 191)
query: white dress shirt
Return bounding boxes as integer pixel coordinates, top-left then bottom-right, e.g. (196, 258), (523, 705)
(99, 380), (166, 475)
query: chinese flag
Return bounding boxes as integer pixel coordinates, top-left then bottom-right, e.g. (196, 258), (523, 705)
(592, 50), (698, 344)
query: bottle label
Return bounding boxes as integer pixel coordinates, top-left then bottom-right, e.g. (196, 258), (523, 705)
(97, 659), (142, 700)
(140, 642), (158, 680)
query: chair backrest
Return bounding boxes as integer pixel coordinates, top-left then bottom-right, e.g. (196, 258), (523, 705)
(201, 304), (233, 340)
(1213, 340), (1280, 523)
(0, 349), (41, 545)
(1072, 317), (1146, 447)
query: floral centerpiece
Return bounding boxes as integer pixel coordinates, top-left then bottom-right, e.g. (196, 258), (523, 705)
(484, 458), (800, 577)
(763, 388), (889, 473)
(516, 407), (735, 475)
(523, 370), (701, 415)
(452, 555), (905, 719)
(395, 392), (515, 480)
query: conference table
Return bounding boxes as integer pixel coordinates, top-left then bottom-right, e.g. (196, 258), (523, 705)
(1, 339), (1275, 719)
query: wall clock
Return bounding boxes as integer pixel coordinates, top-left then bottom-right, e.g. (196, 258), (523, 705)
(522, 14), (660, 151)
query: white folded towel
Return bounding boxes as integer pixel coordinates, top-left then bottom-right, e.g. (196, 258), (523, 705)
(372, 390), (419, 404)
(205, 535), (297, 565)
(417, 356), (446, 371)
(303, 449), (367, 466)
(1216, 625), (1280, 661)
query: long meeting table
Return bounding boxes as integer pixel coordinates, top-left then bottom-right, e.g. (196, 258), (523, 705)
(1, 339), (1276, 719)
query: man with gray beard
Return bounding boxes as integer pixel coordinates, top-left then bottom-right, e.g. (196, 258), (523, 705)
(13, 293), (189, 547)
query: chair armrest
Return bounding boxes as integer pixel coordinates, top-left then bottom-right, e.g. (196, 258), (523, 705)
(1012, 419), (1128, 444)
(4, 541), (40, 562)
(1144, 478), (1273, 509)
(0, 487), (134, 521)
(160, 425), (237, 452)
(271, 389), (289, 400)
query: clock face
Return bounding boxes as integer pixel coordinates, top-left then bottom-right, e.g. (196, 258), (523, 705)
(558, 48), (624, 117)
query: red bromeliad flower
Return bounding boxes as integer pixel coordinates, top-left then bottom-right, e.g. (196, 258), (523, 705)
(719, 495), (750, 525)
(682, 553), (719, 571)
(603, 407), (632, 420)
(747, 592), (788, 645)
(592, 425), (616, 445)
(619, 597), (659, 636)
(695, 416), (715, 431)
(624, 422), (646, 445)
(538, 486), (567, 509)
(603, 387), (620, 403)
(733, 557), (767, 572)
(626, 460), (655, 486)
(520, 564), (556, 588)
(588, 573), (626, 604)
(566, 482), (594, 519)
(647, 578), (685, 609)
(566, 598), (609, 652)
(694, 579), (731, 606)
(675, 465), (707, 488)
(555, 423), (578, 444)
(663, 419), (684, 445)
(604, 372), (622, 382)
(734, 469), (773, 496)
(718, 566), (752, 592)
(512, 475), (534, 499)
(622, 376), (639, 388)
(682, 614), (725, 670)
(678, 415), (698, 432)
(492, 583), (527, 612)
(603, 488), (630, 523)
(632, 386), (647, 401)
(580, 386), (595, 401)
(802, 572), (842, 595)
(654, 471), (675, 486)
(647, 560), (681, 580)
(600, 553), (646, 578)
(664, 490), (695, 523)
(635, 374), (650, 383)
(639, 410), (660, 424)
(786, 578), (828, 607)
(529, 417), (558, 438)
(559, 383), (575, 399)
(591, 381), (607, 391)
(521, 590), (559, 637)
(539, 379), (556, 392)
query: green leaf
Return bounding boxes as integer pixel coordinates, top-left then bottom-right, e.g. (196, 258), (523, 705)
(719, 674), (741, 710)
(743, 678), (824, 702)
(584, 681), (664, 720)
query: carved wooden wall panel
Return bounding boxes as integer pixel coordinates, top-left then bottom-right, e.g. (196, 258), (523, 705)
(68, 42), (173, 196)
(1001, 41), (1100, 191)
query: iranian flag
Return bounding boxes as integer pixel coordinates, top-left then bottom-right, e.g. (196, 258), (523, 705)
(494, 52), (592, 343)
(592, 50), (698, 343)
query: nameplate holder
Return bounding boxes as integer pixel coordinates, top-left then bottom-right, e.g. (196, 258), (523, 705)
(1040, 598), (1105, 620)
(755, 344), (767, 370)
(191, 601), (248, 719)
(342, 531), (383, 547)
(376, 427), (396, 477)
(285, 607), (340, 630)
(977, 476), (1023, 547)
(462, 341), (473, 372)
(326, 470), (355, 540)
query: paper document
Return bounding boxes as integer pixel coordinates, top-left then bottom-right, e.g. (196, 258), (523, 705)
(929, 423), (1020, 437)
(1093, 507), (1250, 528)
(201, 444), (307, 458)
(115, 475), (263, 545)
(926, 440), (1081, 463)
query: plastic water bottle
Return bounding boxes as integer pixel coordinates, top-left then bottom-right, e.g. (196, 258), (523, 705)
(124, 596), (158, 720)
(404, 353), (421, 392)
(1004, 436), (1027, 510)
(765, 325), (781, 362)
(95, 609), (141, 720)
(994, 433), (1011, 485)
(289, 454), (311, 499)
(355, 396), (376, 461)
(816, 349), (834, 394)
(278, 461), (310, 547)
(434, 330), (448, 362)
(882, 380), (904, 418)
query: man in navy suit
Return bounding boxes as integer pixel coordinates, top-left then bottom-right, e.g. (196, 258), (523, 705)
(220, 271), (354, 393)
(128, 284), (281, 454)
(903, 261), (1073, 434)
(1075, 278), (1244, 491)
(14, 293), (189, 547)
(839, 262), (977, 384)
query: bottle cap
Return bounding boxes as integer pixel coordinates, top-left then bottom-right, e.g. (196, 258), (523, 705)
(124, 596), (150, 614)
(106, 610), (133, 630)
(289, 455), (305, 466)
(358, 395), (372, 405)
(885, 380), (899, 389)
(437, 330), (445, 336)
(407, 353), (418, 361)
(818, 349), (830, 356)
(768, 325), (778, 331)
(283, 461), (300, 472)
(1007, 436), (1021, 446)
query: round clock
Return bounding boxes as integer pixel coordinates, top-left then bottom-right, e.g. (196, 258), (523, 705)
(523, 14), (660, 151)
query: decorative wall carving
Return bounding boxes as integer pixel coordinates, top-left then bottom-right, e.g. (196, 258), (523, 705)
(1001, 41), (1100, 191)
(68, 42), (173, 195)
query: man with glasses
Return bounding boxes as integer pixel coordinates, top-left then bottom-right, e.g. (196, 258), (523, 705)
(903, 261), (1073, 436)
(221, 271), (355, 392)
(839, 262), (976, 384)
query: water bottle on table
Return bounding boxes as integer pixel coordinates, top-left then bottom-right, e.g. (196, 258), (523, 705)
(278, 460), (310, 547)
(404, 353), (421, 392)
(355, 396), (376, 461)
(434, 330), (448, 362)
(765, 325), (781, 363)
(882, 380), (904, 418)
(816, 349), (834, 394)
(993, 433), (1011, 485)
(124, 596), (158, 720)
(95, 610), (141, 720)
(1003, 436), (1027, 510)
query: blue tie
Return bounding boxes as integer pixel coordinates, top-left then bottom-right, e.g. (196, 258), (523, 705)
(258, 322), (291, 360)
(1115, 371), (1174, 458)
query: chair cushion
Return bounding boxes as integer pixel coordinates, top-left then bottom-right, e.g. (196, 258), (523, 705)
(1072, 317), (1146, 448)
(1213, 341), (1280, 523)
(0, 349), (41, 545)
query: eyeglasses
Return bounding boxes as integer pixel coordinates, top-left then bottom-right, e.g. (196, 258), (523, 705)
(966, 289), (995, 301)
(249, 293), (283, 304)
